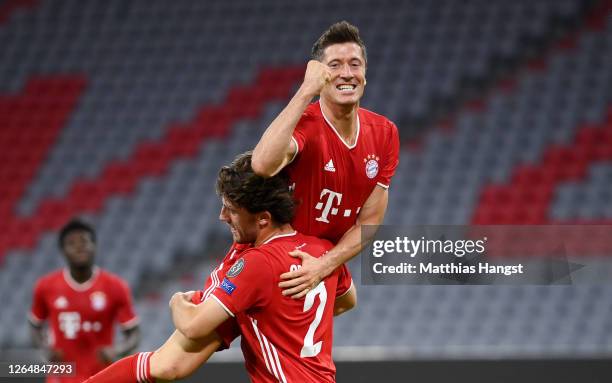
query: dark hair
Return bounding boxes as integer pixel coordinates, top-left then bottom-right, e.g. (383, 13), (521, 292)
(58, 219), (96, 249)
(216, 152), (295, 225)
(311, 21), (367, 64)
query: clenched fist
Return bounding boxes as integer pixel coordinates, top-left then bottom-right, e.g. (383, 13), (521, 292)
(169, 290), (195, 308)
(300, 60), (332, 98)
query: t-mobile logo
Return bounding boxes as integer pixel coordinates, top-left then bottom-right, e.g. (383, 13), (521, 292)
(315, 189), (343, 223)
(58, 312), (81, 339)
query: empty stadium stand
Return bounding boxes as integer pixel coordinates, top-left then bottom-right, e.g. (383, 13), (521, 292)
(1, 0), (611, 362)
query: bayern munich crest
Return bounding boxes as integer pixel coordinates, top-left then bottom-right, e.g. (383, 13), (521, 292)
(90, 291), (107, 311)
(364, 154), (380, 179)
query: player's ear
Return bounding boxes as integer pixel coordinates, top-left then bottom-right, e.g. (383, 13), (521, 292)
(258, 211), (273, 227)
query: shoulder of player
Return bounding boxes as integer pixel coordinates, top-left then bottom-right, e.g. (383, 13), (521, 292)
(296, 233), (333, 252)
(225, 242), (251, 260)
(267, 232), (333, 259)
(97, 269), (130, 289)
(359, 107), (398, 131)
(303, 102), (319, 117)
(299, 102), (325, 125)
(36, 269), (63, 285)
(241, 237), (311, 267)
(235, 247), (275, 271)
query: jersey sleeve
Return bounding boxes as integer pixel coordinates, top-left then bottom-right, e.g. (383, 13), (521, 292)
(29, 278), (48, 325)
(291, 125), (306, 158)
(213, 319), (240, 351)
(200, 242), (245, 298)
(376, 120), (400, 189)
(290, 110), (314, 163)
(191, 291), (239, 351)
(114, 278), (139, 329)
(191, 290), (205, 304)
(211, 251), (274, 317)
(335, 264), (353, 298)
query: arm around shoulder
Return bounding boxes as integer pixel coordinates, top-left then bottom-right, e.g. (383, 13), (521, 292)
(322, 185), (389, 274)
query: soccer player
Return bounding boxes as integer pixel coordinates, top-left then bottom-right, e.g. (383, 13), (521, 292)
(85, 153), (356, 383)
(251, 21), (400, 298)
(30, 219), (140, 382)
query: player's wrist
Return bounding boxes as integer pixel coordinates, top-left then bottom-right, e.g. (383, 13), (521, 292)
(296, 83), (319, 101)
(321, 256), (337, 277)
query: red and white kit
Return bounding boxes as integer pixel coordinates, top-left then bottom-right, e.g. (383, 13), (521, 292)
(30, 268), (139, 382)
(287, 101), (400, 243)
(207, 232), (352, 382)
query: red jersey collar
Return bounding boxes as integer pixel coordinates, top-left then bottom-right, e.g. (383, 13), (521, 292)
(318, 101), (361, 150)
(262, 231), (298, 245)
(62, 266), (100, 292)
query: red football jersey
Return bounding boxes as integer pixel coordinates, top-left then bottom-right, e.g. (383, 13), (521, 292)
(193, 242), (252, 348)
(199, 242), (252, 303)
(30, 267), (139, 382)
(287, 101), (400, 244)
(211, 232), (353, 383)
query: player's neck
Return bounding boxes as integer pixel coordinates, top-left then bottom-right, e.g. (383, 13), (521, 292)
(255, 224), (295, 247)
(69, 266), (94, 284)
(320, 99), (358, 145)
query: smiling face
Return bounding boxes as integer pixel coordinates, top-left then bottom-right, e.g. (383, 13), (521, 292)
(319, 42), (366, 107)
(219, 197), (259, 244)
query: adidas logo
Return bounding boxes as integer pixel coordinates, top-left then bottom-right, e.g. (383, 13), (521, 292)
(324, 159), (336, 172)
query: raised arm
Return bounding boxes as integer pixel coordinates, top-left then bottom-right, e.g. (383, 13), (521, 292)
(252, 60), (330, 177)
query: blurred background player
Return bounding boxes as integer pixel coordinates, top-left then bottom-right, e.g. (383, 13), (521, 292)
(29, 219), (140, 382)
(85, 152), (356, 382)
(252, 21), (400, 298)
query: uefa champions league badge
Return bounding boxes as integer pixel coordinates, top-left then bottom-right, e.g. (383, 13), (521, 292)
(90, 291), (107, 311)
(364, 154), (380, 179)
(227, 258), (245, 278)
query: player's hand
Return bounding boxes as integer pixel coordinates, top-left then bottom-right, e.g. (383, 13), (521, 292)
(279, 250), (329, 299)
(300, 60), (332, 98)
(44, 347), (64, 362)
(169, 291), (196, 309)
(98, 347), (116, 364)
